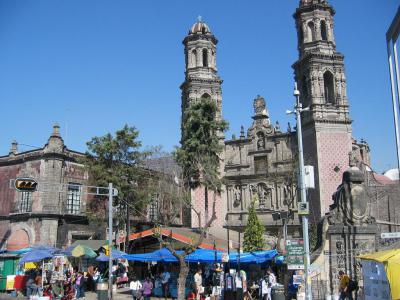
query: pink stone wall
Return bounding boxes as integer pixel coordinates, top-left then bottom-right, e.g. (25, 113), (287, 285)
(316, 131), (351, 215)
(0, 165), (18, 215)
(191, 186), (225, 229)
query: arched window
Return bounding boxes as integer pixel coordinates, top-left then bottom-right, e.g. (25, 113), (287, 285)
(192, 49), (197, 67)
(307, 21), (315, 42)
(321, 20), (328, 41)
(302, 75), (308, 102)
(201, 93), (211, 100)
(323, 71), (335, 104)
(202, 49), (208, 67)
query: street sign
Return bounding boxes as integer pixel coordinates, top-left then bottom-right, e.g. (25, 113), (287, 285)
(298, 202), (309, 215)
(381, 232), (400, 239)
(286, 239), (305, 270)
(14, 177), (38, 191)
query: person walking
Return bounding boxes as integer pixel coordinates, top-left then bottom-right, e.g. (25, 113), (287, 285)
(338, 270), (353, 300)
(130, 276), (143, 300)
(142, 276), (153, 300)
(75, 271), (85, 299)
(161, 268), (171, 299)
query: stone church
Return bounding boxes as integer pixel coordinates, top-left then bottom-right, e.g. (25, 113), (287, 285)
(181, 0), (400, 246)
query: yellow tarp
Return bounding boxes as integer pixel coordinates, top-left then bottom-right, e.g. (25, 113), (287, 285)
(359, 248), (400, 299)
(24, 262), (39, 269)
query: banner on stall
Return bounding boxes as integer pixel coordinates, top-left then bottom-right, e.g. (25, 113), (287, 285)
(6, 275), (15, 290)
(361, 260), (391, 300)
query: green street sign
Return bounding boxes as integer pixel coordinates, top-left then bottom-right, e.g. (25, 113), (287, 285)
(286, 239), (305, 270)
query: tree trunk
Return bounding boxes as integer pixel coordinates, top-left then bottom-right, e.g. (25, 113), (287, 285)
(177, 256), (189, 300)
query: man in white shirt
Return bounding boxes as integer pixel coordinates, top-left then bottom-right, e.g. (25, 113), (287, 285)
(129, 276), (142, 300)
(194, 269), (203, 300)
(161, 269), (171, 299)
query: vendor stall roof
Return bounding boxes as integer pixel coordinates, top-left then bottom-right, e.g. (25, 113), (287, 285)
(70, 240), (108, 250)
(127, 227), (240, 251)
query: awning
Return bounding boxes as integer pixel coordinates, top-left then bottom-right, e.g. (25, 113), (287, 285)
(124, 248), (278, 264)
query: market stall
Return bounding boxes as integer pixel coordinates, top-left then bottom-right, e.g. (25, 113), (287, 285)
(359, 248), (400, 300)
(124, 247), (279, 299)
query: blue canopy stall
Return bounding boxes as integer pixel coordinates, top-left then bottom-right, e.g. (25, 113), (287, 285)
(96, 250), (127, 262)
(229, 249), (278, 264)
(124, 248), (182, 262)
(18, 250), (53, 265)
(124, 248), (278, 264)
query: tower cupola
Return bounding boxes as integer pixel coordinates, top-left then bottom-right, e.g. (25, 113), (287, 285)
(183, 17), (218, 73)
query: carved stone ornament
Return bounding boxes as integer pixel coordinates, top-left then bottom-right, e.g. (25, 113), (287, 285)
(328, 167), (375, 226)
(253, 95), (268, 117)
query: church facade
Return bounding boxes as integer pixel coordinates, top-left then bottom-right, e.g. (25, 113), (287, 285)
(180, 0), (400, 246)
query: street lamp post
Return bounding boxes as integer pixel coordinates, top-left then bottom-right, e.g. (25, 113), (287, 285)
(290, 83), (312, 300)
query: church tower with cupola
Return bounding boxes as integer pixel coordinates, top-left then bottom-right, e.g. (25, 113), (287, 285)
(293, 0), (353, 220)
(180, 18), (225, 229)
(181, 17), (223, 124)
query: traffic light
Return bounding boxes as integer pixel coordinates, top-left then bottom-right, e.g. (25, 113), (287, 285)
(14, 178), (38, 191)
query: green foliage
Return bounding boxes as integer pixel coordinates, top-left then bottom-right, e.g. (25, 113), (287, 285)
(82, 124), (151, 221)
(175, 98), (228, 192)
(243, 197), (266, 252)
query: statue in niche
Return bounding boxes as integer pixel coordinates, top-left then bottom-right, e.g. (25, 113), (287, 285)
(233, 185), (241, 208)
(256, 183), (272, 210)
(257, 132), (265, 150)
(283, 185), (294, 207)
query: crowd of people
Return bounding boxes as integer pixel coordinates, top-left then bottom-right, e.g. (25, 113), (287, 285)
(128, 264), (278, 300)
(24, 264), (103, 299)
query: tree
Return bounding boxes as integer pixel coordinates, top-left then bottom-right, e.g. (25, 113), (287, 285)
(153, 97), (228, 300)
(243, 196), (266, 252)
(82, 124), (151, 236)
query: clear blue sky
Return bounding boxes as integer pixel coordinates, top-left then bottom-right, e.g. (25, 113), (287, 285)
(0, 0), (398, 172)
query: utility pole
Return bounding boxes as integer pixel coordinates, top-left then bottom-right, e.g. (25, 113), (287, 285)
(289, 83), (312, 300)
(108, 182), (113, 300)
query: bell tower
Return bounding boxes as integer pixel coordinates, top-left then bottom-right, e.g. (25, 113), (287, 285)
(181, 17), (222, 124)
(180, 18), (225, 229)
(293, 0), (353, 219)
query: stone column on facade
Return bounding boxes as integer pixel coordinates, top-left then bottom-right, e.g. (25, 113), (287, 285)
(325, 20), (332, 42)
(187, 49), (192, 68)
(315, 19), (322, 41)
(207, 48), (212, 68)
(196, 49), (202, 67)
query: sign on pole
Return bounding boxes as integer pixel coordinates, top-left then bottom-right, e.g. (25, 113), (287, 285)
(286, 239), (305, 270)
(381, 232), (400, 239)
